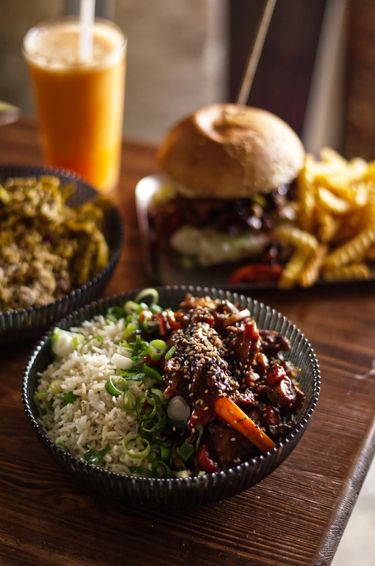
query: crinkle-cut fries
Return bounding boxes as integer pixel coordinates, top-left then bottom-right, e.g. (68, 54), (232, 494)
(272, 148), (375, 288)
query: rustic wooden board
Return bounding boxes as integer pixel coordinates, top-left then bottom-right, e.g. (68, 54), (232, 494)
(0, 119), (374, 566)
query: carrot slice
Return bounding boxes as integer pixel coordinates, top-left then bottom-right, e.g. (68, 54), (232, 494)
(214, 396), (276, 453)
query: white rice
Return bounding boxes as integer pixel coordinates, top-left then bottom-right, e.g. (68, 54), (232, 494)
(36, 315), (151, 474)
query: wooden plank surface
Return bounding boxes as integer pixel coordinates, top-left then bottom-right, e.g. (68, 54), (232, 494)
(0, 119), (374, 566)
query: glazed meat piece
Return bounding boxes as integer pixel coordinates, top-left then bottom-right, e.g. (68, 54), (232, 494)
(208, 422), (258, 466)
(163, 306), (239, 431)
(260, 329), (290, 356)
(161, 293), (305, 470)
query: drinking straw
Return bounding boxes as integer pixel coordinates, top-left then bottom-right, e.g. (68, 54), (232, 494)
(78, 0), (95, 62)
(236, 0), (277, 105)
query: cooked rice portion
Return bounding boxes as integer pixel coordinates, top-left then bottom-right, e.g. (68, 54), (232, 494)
(36, 315), (149, 474)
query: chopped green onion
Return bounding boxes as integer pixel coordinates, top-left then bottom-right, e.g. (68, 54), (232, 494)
(72, 334), (84, 349)
(138, 396), (158, 420)
(106, 306), (125, 322)
(140, 310), (155, 333)
(123, 433), (151, 460)
(124, 300), (140, 315)
(84, 446), (110, 465)
(142, 364), (163, 383)
(120, 372), (145, 381)
(177, 442), (195, 462)
(123, 390), (137, 410)
(124, 322), (138, 339)
(128, 466), (154, 477)
(49, 379), (62, 394)
(85, 334), (104, 345)
(140, 413), (165, 434)
(129, 336), (149, 361)
(150, 304), (162, 313)
(62, 391), (78, 405)
(105, 376), (127, 397)
(194, 423), (204, 450)
(148, 339), (167, 361)
(150, 388), (165, 401)
(34, 390), (47, 402)
(134, 288), (159, 306)
(165, 345), (176, 361)
(51, 327), (60, 345)
(160, 445), (170, 462)
(151, 459), (172, 477)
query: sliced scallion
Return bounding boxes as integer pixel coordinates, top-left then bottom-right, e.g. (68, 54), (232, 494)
(62, 391), (78, 405)
(106, 306), (124, 322)
(72, 334), (83, 349)
(140, 413), (165, 434)
(151, 459), (172, 477)
(123, 433), (151, 460)
(150, 304), (162, 313)
(105, 376), (127, 397)
(120, 372), (145, 381)
(124, 322), (138, 339)
(177, 442), (195, 462)
(84, 446), (110, 465)
(148, 339), (167, 361)
(160, 445), (170, 462)
(134, 288), (159, 306)
(138, 396), (158, 420)
(142, 364), (163, 383)
(165, 345), (176, 361)
(124, 300), (140, 315)
(49, 379), (62, 394)
(150, 388), (164, 401)
(33, 390), (47, 402)
(128, 466), (153, 477)
(123, 390), (137, 410)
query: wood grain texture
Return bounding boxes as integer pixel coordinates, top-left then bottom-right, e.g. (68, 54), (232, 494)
(0, 119), (374, 566)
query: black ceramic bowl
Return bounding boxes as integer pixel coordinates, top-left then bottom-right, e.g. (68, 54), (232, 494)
(0, 165), (123, 344)
(22, 286), (320, 509)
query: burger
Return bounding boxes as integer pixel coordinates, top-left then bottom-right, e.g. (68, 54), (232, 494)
(146, 103), (305, 284)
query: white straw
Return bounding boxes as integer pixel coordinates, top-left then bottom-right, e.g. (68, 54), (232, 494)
(78, 0), (95, 62)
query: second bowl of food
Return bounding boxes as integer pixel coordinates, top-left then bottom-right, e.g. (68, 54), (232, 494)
(23, 286), (320, 508)
(0, 165), (123, 344)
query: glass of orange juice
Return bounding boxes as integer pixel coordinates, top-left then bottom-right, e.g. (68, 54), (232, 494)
(23, 18), (126, 193)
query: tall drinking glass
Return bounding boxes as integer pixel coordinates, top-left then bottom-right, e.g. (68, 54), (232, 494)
(23, 18), (126, 193)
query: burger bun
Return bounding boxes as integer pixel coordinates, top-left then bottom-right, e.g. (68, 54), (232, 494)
(158, 104), (305, 199)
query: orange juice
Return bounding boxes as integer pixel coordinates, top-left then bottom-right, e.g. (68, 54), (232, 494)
(23, 18), (126, 192)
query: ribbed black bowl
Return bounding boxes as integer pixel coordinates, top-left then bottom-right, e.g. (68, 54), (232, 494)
(22, 286), (320, 509)
(0, 165), (123, 344)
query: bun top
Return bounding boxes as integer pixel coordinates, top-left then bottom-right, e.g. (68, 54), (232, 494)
(157, 104), (305, 198)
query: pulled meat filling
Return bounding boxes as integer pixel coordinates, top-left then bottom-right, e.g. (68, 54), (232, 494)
(149, 183), (294, 238)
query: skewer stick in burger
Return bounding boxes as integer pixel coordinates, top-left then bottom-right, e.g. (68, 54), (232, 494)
(146, 103), (305, 284)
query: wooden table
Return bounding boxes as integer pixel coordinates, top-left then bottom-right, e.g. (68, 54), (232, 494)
(0, 119), (374, 566)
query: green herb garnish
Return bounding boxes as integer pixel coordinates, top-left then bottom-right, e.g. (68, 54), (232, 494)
(84, 446), (110, 465)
